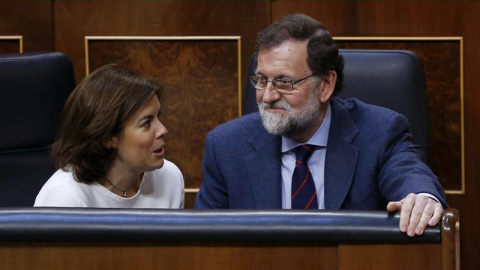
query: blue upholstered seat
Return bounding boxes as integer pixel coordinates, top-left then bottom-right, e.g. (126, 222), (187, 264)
(0, 52), (75, 206)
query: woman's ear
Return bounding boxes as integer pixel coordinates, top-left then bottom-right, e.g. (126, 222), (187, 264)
(317, 70), (337, 103)
(105, 137), (118, 150)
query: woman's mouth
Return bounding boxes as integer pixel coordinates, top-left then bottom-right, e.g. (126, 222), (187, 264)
(153, 146), (165, 156)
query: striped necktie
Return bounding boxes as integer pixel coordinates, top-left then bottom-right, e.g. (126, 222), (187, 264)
(291, 144), (318, 209)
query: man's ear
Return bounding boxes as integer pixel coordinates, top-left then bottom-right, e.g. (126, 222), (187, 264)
(317, 70), (337, 103)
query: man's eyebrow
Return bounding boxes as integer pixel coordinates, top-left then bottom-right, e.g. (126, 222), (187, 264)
(275, 74), (289, 79)
(254, 72), (290, 79)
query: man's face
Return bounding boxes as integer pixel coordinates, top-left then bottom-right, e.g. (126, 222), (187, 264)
(255, 40), (322, 139)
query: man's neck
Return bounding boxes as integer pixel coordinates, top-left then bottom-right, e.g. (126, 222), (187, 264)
(285, 104), (329, 143)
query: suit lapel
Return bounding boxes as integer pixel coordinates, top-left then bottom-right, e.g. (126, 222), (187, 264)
(324, 98), (360, 209)
(244, 125), (282, 209)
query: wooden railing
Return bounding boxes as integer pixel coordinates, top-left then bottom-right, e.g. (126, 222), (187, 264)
(0, 208), (459, 269)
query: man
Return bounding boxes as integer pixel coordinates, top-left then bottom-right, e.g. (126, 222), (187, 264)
(195, 14), (447, 237)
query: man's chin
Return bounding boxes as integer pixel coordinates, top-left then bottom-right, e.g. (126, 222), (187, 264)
(260, 112), (289, 135)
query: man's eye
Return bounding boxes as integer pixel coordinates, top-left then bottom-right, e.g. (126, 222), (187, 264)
(257, 76), (267, 82)
(276, 79), (292, 85)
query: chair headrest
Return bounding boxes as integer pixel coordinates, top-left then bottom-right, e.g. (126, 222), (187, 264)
(0, 52), (75, 153)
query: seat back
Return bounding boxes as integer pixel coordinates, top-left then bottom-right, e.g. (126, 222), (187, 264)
(0, 52), (75, 206)
(243, 49), (431, 164)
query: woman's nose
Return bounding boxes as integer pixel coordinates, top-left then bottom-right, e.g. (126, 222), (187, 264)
(155, 120), (168, 138)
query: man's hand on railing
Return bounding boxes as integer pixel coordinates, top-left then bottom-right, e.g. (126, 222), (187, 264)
(387, 193), (444, 237)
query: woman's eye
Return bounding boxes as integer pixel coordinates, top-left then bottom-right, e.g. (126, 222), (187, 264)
(142, 121), (151, 128)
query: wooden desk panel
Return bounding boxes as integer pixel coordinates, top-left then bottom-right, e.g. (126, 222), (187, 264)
(339, 244), (441, 270)
(0, 244), (338, 270)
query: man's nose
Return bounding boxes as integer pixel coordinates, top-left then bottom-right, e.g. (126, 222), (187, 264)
(262, 82), (281, 103)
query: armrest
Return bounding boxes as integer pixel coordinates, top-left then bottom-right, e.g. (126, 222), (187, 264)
(0, 208), (441, 243)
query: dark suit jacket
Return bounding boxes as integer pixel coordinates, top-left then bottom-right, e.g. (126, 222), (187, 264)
(195, 97), (448, 209)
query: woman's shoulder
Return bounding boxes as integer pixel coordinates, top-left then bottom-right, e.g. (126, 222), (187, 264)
(39, 168), (76, 190)
(148, 159), (184, 187)
(140, 160), (184, 208)
(34, 169), (89, 207)
(154, 159), (182, 176)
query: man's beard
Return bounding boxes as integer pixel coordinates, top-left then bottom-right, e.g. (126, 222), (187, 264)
(257, 90), (321, 136)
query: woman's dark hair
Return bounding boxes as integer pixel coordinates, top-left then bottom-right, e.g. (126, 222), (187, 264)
(51, 63), (163, 183)
(255, 13), (345, 95)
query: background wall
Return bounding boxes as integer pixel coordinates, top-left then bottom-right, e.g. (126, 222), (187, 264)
(1, 0), (477, 269)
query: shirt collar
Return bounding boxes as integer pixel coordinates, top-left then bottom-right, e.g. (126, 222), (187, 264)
(281, 104), (331, 153)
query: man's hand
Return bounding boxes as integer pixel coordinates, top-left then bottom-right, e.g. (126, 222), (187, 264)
(387, 193), (443, 237)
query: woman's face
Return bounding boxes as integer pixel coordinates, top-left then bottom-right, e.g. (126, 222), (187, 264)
(111, 95), (167, 175)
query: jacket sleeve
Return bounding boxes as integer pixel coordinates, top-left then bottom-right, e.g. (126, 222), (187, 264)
(377, 113), (448, 208)
(194, 131), (230, 209)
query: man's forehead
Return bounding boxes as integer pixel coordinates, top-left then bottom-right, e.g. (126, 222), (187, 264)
(258, 40), (308, 56)
(256, 40), (310, 76)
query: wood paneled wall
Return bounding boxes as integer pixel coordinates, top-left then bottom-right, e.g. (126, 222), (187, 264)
(86, 37), (241, 188)
(53, 0), (270, 83)
(0, 0), (477, 269)
(0, 0), (52, 52)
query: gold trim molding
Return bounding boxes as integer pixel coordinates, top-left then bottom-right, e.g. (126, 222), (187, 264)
(0, 35), (23, 53)
(334, 36), (462, 41)
(185, 188), (200, 194)
(334, 36), (465, 195)
(84, 36), (242, 116)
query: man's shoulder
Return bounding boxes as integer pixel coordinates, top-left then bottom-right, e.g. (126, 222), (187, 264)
(210, 112), (262, 136)
(333, 97), (403, 124)
(205, 112), (276, 153)
(334, 97), (397, 114)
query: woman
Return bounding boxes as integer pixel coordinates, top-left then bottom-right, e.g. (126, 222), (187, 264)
(34, 63), (184, 208)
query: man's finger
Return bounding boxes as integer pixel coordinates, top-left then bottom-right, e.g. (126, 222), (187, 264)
(386, 201), (402, 212)
(406, 195), (429, 237)
(428, 203), (443, 226)
(414, 200), (435, 235)
(399, 194), (416, 233)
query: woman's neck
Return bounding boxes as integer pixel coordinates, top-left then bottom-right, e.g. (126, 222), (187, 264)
(100, 162), (144, 197)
